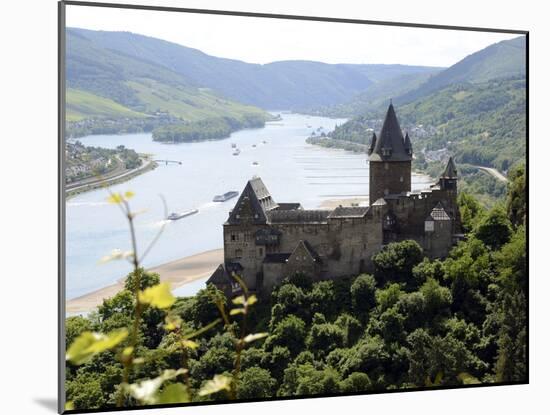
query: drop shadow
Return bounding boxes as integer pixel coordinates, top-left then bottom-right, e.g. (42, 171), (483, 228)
(34, 398), (58, 412)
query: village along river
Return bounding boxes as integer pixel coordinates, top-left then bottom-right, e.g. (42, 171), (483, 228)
(66, 112), (432, 300)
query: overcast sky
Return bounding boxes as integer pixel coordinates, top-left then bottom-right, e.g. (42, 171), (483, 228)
(66, 4), (521, 67)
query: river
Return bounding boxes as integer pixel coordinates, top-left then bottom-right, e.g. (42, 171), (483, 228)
(66, 112), (432, 299)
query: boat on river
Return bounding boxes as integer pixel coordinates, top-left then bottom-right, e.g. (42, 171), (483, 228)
(167, 209), (199, 220)
(213, 191), (239, 202)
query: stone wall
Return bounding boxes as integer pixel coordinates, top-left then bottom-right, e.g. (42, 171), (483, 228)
(369, 160), (411, 203)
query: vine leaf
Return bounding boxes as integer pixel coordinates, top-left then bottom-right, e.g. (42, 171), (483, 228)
(125, 369), (187, 404)
(198, 374), (232, 396)
(139, 282), (176, 309)
(157, 383), (190, 404)
(66, 329), (128, 365)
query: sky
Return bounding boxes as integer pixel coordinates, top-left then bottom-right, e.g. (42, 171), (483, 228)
(66, 4), (521, 67)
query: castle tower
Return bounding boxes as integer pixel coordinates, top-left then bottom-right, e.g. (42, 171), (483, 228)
(368, 103), (412, 204)
(439, 156), (458, 191)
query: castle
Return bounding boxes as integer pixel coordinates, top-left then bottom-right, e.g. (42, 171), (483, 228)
(208, 104), (462, 296)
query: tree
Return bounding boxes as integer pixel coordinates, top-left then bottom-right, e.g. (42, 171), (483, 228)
(335, 313), (363, 347)
(265, 315), (306, 356)
(379, 307), (406, 343)
(412, 259), (445, 288)
(261, 346), (291, 382)
(458, 192), (485, 232)
(372, 240), (424, 283)
(274, 283), (307, 316)
(505, 163), (526, 226)
(420, 278), (452, 318)
(308, 280), (337, 318)
(306, 323), (346, 356)
(237, 367), (277, 399)
(124, 268), (160, 292)
(66, 316), (93, 347)
(350, 274), (376, 317)
(474, 206), (513, 249)
(341, 372), (372, 393)
(376, 283), (405, 312)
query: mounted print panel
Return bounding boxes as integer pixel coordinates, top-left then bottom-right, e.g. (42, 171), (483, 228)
(59, 2), (528, 413)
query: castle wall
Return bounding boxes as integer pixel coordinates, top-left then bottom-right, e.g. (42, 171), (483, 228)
(424, 219), (453, 259)
(369, 161), (411, 204)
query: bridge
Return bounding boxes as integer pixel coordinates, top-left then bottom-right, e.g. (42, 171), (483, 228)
(154, 160), (182, 165)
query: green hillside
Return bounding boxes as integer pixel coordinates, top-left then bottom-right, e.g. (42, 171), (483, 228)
(66, 89), (148, 122)
(311, 71), (437, 117)
(311, 77), (525, 205)
(315, 36), (526, 119)
(65, 29), (273, 138)
(396, 36), (526, 105)
(68, 28), (440, 111)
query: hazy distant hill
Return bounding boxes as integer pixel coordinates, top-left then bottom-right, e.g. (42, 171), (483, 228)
(395, 36), (526, 105)
(316, 36), (526, 117)
(68, 28), (441, 110)
(65, 29), (271, 137)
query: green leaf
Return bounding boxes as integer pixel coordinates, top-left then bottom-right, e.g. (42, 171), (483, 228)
(125, 369), (187, 404)
(139, 282), (176, 309)
(243, 332), (268, 343)
(107, 193), (124, 204)
(66, 329), (128, 365)
(457, 372), (481, 384)
(181, 339), (199, 350)
(232, 294), (257, 306)
(157, 383), (190, 404)
(164, 314), (182, 331)
(198, 374), (232, 397)
(229, 308), (245, 316)
(232, 295), (246, 305)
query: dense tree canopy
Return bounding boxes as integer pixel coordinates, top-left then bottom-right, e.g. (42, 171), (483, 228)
(66, 185), (527, 410)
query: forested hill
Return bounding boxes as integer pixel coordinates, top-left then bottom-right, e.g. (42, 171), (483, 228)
(65, 29), (272, 138)
(395, 36), (526, 105)
(68, 27), (441, 111)
(317, 36), (526, 118)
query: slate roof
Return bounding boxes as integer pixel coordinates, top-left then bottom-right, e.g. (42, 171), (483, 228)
(369, 103), (413, 162)
(289, 240), (321, 263)
(267, 209), (330, 224)
(276, 202), (303, 211)
(328, 206), (370, 218)
(426, 202), (451, 221)
(441, 157), (458, 179)
(207, 264), (231, 285)
(225, 261), (243, 273)
(227, 177), (277, 225)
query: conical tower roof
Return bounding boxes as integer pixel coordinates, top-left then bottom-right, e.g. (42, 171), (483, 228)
(369, 103), (412, 162)
(368, 132), (377, 155)
(404, 132), (413, 155)
(441, 157), (458, 178)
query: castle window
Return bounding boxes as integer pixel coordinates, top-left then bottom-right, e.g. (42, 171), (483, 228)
(258, 247), (263, 256)
(235, 249), (243, 258)
(400, 176), (404, 182)
(231, 233), (238, 241)
(384, 188), (389, 195)
(384, 162), (389, 170)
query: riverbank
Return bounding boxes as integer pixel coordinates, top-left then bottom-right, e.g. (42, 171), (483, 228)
(66, 248), (224, 314)
(66, 156), (157, 199)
